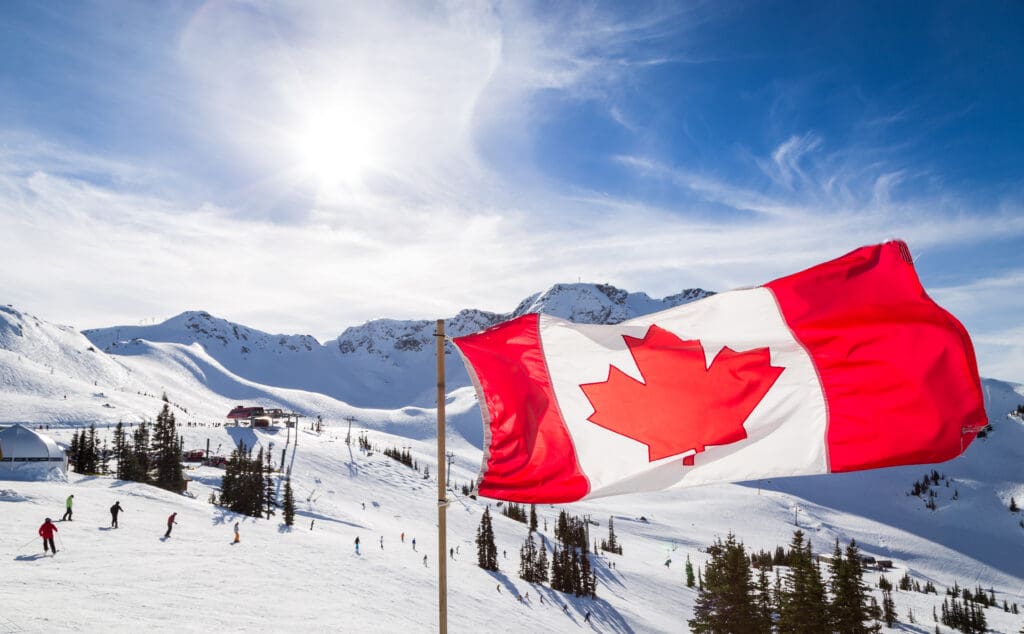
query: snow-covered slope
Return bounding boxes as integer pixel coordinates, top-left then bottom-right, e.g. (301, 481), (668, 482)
(1, 385), (1022, 633)
(3, 290), (1024, 632)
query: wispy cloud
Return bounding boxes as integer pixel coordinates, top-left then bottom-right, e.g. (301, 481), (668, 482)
(1, 2), (1022, 385)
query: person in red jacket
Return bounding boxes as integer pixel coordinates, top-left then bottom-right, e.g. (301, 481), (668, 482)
(39, 518), (58, 554)
(164, 512), (177, 538)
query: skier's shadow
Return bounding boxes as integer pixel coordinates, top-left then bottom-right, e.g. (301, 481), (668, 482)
(159, 536), (169, 542)
(14, 554), (47, 561)
(98, 527), (114, 531)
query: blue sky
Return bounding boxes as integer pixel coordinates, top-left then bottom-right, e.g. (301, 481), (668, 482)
(1, 1), (1022, 384)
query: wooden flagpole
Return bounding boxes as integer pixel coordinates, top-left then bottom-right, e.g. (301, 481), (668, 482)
(436, 319), (448, 634)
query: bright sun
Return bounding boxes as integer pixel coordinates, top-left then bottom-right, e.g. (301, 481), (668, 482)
(292, 110), (376, 188)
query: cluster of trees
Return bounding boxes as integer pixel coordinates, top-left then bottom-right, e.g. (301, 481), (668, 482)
(908, 469), (959, 511)
(100, 399), (185, 493)
(910, 470), (947, 497)
(554, 510), (589, 550)
(68, 424), (109, 475)
(501, 502), (528, 523)
(689, 530), (880, 633)
(382, 445), (417, 470)
(150, 402), (186, 492)
(281, 476), (295, 526)
(897, 571), (937, 594)
(500, 502), (539, 530)
(550, 540), (597, 597)
(476, 507), (499, 571)
(940, 595), (988, 633)
(216, 443), (276, 519)
(518, 532), (549, 583)
(69, 399), (186, 496)
(476, 506), (598, 599)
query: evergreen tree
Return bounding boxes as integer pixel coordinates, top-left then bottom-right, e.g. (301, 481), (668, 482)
(579, 548), (596, 598)
(774, 545), (788, 566)
(568, 547), (582, 595)
(755, 563), (774, 632)
(529, 504), (538, 532)
(263, 449), (276, 519)
(519, 532), (539, 582)
(282, 477), (295, 527)
(250, 447), (265, 517)
(152, 402), (184, 492)
(84, 424), (99, 474)
(777, 530), (828, 633)
(550, 545), (564, 591)
(476, 507), (498, 571)
(881, 589), (896, 627)
(113, 421), (129, 480)
(686, 554), (696, 588)
(688, 533), (759, 633)
(535, 538), (549, 583)
(131, 421), (151, 483)
(218, 444), (240, 511)
(1011, 496), (1019, 512)
(829, 538), (873, 633)
(99, 438), (111, 475)
(69, 430), (81, 473)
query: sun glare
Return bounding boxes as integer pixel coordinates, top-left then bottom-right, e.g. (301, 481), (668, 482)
(292, 110), (376, 188)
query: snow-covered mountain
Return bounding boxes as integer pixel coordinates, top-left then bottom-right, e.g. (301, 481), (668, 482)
(79, 283), (713, 410)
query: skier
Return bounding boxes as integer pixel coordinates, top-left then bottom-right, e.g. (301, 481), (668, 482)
(401, 531), (405, 543)
(39, 518), (58, 555)
(61, 494), (74, 521)
(110, 501), (123, 528)
(584, 611), (592, 623)
(164, 512), (177, 538)
(233, 522), (240, 544)
(449, 547), (454, 559)
(412, 537), (416, 551)
(354, 536), (360, 555)
(422, 554), (428, 567)
(379, 536), (384, 549)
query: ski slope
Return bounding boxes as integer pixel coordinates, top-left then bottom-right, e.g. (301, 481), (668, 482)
(3, 390), (1024, 633)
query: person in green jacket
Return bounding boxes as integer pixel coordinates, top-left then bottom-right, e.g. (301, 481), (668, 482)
(61, 494), (74, 521)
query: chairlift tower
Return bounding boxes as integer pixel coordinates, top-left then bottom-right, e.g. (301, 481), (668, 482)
(344, 416), (355, 445)
(445, 451), (455, 489)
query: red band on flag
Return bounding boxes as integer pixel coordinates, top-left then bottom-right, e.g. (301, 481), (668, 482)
(454, 313), (590, 502)
(765, 241), (986, 472)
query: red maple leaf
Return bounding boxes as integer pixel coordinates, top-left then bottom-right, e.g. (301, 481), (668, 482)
(580, 325), (784, 463)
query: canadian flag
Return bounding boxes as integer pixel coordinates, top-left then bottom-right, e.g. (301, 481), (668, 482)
(453, 241), (987, 503)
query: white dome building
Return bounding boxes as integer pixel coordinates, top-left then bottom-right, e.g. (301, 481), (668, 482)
(0, 424), (68, 480)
